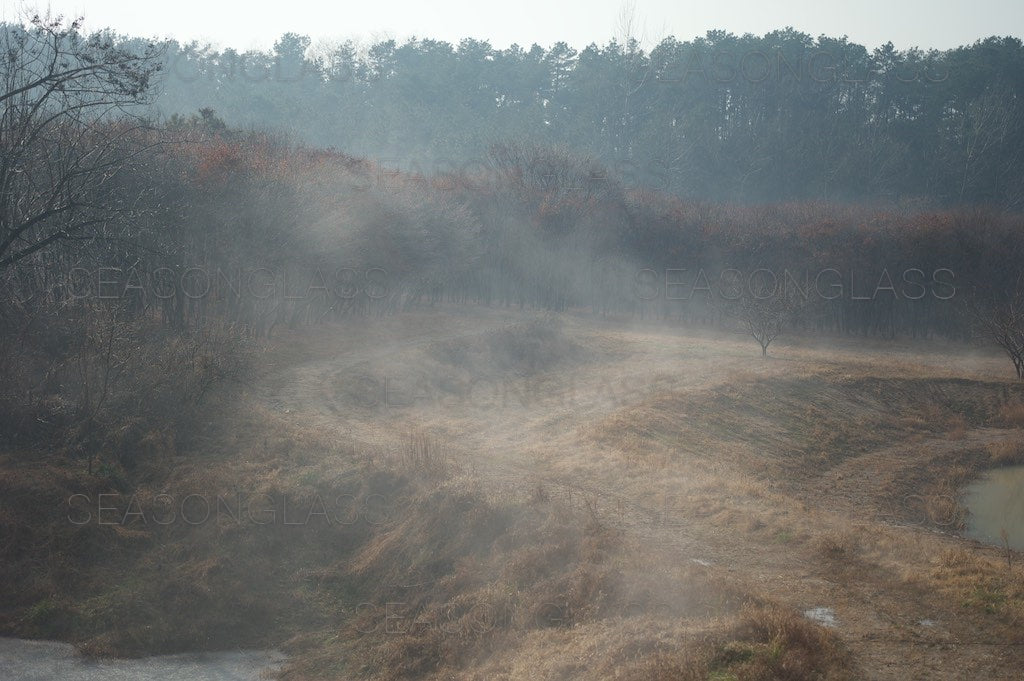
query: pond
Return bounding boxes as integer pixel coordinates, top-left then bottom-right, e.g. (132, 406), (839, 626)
(963, 465), (1024, 552)
(0, 638), (284, 681)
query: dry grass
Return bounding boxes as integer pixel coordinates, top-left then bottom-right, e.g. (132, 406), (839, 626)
(282, 482), (774, 680)
(994, 401), (1024, 427)
(625, 605), (854, 681)
(590, 375), (1021, 478)
(576, 349), (1024, 675)
(987, 436), (1024, 467)
(813, 531), (860, 562)
(393, 431), (452, 478)
(2, 375), (836, 680)
(946, 413), (969, 439)
(908, 548), (1024, 640)
(0, 394), (383, 656)
(6, 309), (1024, 679)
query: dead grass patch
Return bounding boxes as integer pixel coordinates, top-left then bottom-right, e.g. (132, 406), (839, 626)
(591, 375), (1021, 476)
(909, 548), (1024, 640)
(813, 531), (860, 562)
(625, 605), (854, 681)
(994, 401), (1024, 427)
(987, 436), (1024, 467)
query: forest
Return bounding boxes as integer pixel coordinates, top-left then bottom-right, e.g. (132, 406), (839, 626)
(149, 30), (1024, 206)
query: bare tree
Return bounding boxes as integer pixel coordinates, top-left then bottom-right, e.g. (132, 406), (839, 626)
(728, 270), (802, 357)
(0, 14), (162, 270)
(954, 83), (1023, 205)
(969, 276), (1024, 379)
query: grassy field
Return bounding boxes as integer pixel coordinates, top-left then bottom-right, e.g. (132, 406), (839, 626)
(3, 305), (1024, 679)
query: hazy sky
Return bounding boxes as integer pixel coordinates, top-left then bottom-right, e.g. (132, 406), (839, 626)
(2, 0), (1022, 51)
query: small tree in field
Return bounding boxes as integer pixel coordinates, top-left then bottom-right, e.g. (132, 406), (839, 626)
(743, 296), (786, 357)
(970, 277), (1024, 379)
(728, 270), (801, 357)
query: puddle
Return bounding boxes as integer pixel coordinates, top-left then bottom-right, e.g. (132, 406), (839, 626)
(803, 607), (838, 627)
(0, 638), (285, 681)
(963, 465), (1024, 551)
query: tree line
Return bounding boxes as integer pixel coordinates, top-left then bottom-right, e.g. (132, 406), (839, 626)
(145, 29), (1024, 208)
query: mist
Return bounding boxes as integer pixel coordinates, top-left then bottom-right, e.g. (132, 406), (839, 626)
(2, 5), (1024, 681)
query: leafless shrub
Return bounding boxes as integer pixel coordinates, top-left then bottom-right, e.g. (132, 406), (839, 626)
(0, 296), (252, 470)
(969, 276), (1024, 379)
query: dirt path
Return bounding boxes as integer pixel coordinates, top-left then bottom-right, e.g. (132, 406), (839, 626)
(258, 308), (1024, 679)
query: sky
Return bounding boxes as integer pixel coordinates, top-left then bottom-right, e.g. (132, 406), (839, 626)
(1, 0), (1022, 52)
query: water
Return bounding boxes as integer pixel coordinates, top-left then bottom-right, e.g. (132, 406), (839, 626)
(963, 465), (1024, 551)
(0, 638), (284, 681)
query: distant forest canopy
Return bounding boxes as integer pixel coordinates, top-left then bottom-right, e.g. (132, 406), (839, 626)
(3, 18), (1021, 207)
(134, 29), (1024, 208)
